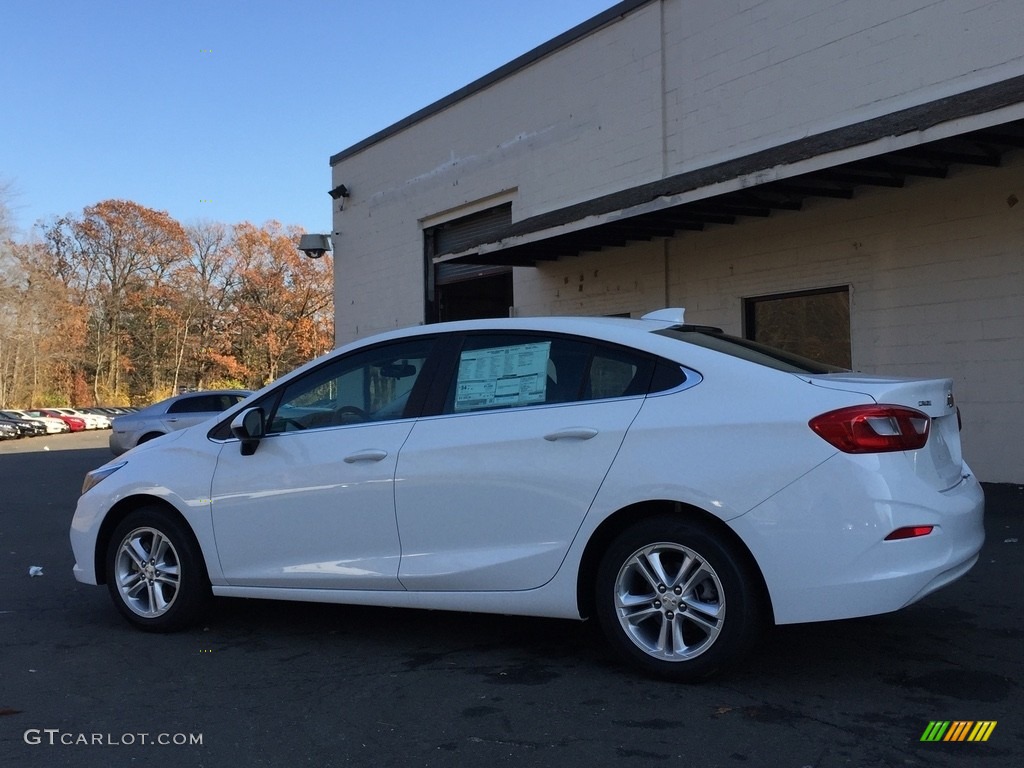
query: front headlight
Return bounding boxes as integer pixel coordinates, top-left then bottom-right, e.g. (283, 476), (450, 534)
(81, 461), (127, 495)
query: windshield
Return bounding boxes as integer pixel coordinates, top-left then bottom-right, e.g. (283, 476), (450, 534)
(654, 327), (849, 374)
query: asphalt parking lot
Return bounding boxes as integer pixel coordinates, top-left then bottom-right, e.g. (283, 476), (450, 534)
(1, 430), (1021, 767)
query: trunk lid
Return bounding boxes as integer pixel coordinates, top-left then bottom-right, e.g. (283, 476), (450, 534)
(802, 374), (964, 490)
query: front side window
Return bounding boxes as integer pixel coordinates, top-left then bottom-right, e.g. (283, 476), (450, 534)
(267, 338), (435, 433)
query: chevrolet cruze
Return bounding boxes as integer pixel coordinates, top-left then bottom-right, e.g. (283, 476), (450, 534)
(70, 310), (984, 680)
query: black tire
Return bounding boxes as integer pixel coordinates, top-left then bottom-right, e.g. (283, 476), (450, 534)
(594, 516), (764, 682)
(105, 506), (211, 632)
(137, 432), (164, 445)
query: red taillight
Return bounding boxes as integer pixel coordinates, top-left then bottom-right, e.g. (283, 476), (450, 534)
(809, 405), (930, 453)
(885, 525), (935, 540)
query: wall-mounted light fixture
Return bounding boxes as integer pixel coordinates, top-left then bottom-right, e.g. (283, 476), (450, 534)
(298, 233), (332, 259)
(329, 184), (350, 212)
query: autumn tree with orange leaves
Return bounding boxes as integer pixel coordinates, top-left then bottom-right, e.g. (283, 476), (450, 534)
(0, 198), (333, 407)
(231, 221), (334, 385)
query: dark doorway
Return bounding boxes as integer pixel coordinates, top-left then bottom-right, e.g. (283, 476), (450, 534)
(424, 203), (515, 324)
(434, 271), (513, 322)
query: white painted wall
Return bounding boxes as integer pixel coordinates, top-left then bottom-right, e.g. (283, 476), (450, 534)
(663, 0), (1024, 172)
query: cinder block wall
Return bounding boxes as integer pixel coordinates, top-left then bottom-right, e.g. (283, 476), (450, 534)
(662, 0), (1024, 171)
(516, 157), (1024, 483)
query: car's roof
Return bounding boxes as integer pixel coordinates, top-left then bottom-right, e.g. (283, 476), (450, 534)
(169, 389), (251, 399)
(341, 314), (677, 352)
(133, 389), (253, 414)
(238, 313), (705, 404)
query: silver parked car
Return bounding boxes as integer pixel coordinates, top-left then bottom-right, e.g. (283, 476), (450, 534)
(109, 390), (251, 455)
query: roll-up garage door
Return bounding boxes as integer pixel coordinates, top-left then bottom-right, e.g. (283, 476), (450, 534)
(431, 203), (512, 285)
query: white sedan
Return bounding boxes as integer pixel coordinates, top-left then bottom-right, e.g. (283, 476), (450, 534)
(70, 311), (984, 680)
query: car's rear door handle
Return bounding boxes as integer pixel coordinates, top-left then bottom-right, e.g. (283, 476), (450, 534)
(343, 449), (389, 463)
(543, 427), (598, 441)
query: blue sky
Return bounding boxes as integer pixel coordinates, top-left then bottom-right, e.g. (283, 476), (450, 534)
(1, 0), (616, 238)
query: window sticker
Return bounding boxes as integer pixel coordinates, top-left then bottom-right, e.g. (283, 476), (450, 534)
(454, 342), (551, 411)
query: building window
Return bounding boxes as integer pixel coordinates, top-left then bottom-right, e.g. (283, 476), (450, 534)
(744, 287), (851, 369)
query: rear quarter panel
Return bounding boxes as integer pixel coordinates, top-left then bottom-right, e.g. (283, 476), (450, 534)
(587, 362), (860, 524)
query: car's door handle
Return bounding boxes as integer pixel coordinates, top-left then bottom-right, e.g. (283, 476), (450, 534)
(343, 449), (389, 463)
(543, 427), (599, 441)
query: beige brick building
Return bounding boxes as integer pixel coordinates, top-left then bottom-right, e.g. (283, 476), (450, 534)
(329, 0), (1024, 483)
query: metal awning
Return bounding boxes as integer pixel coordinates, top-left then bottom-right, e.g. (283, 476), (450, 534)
(436, 77), (1024, 267)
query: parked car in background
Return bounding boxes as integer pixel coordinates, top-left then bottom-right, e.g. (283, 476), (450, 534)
(0, 414), (46, 437)
(72, 310), (984, 681)
(82, 406), (132, 419)
(50, 407), (110, 430)
(0, 421), (20, 440)
(2, 410), (69, 435)
(108, 390), (252, 455)
(30, 409), (86, 432)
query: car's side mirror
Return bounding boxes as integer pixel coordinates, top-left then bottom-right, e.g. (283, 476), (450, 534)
(230, 408), (265, 456)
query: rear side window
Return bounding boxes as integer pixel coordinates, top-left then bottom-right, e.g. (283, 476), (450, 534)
(589, 348), (648, 399)
(443, 333), (678, 414)
(168, 394), (244, 414)
(168, 395), (221, 414)
(449, 336), (593, 413)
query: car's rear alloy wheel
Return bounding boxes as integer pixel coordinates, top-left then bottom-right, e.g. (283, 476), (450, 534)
(595, 517), (764, 681)
(105, 506), (210, 632)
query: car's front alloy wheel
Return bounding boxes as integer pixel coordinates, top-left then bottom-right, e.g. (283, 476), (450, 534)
(595, 517), (764, 681)
(105, 506), (210, 632)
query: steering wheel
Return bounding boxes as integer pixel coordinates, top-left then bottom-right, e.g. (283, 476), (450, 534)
(333, 405), (368, 424)
(336, 405), (367, 417)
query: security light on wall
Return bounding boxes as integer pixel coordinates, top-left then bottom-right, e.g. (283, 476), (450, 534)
(298, 234), (332, 259)
(329, 184), (350, 212)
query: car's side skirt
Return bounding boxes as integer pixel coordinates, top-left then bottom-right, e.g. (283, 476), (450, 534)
(211, 584), (585, 621)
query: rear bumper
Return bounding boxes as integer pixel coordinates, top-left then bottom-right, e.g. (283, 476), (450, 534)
(729, 455), (985, 624)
